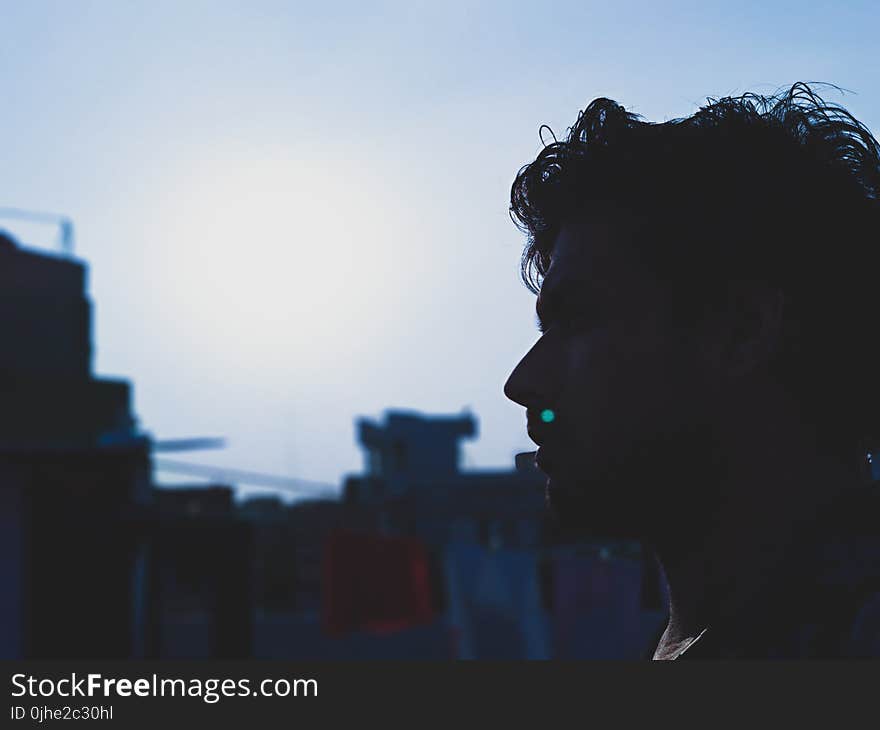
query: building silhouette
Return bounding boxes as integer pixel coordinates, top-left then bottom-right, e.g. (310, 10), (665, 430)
(0, 231), (151, 659)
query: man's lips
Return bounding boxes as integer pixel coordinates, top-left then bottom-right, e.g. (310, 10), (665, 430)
(535, 446), (553, 474)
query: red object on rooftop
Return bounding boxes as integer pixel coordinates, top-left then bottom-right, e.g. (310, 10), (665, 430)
(321, 529), (434, 636)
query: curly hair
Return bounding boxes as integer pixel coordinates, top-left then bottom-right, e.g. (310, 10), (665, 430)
(509, 82), (880, 466)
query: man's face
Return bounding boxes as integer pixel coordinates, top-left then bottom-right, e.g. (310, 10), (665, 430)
(504, 214), (715, 538)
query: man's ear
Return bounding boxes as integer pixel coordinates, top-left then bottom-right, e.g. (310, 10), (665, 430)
(701, 281), (785, 379)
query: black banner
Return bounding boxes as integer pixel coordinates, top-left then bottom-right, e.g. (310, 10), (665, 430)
(2, 661), (876, 726)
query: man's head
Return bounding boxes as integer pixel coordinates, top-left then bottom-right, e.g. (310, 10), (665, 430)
(503, 82), (880, 538)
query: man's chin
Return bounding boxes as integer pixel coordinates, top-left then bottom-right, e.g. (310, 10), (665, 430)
(545, 474), (644, 540)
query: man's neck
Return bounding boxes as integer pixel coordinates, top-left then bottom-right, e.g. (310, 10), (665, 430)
(647, 419), (853, 654)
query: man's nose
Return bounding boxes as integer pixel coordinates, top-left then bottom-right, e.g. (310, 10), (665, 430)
(503, 347), (544, 409)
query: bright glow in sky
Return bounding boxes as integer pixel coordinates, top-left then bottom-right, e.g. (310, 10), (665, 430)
(1, 0), (878, 500)
(145, 145), (415, 381)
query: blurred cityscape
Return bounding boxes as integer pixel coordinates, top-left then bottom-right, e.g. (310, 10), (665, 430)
(0, 223), (713, 659)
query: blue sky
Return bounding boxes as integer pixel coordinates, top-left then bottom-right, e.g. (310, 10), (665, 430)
(1, 1), (878, 500)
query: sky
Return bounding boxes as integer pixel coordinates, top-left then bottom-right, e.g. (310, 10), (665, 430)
(1, 0), (878, 501)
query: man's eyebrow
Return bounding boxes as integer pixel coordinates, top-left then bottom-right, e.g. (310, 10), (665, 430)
(535, 288), (554, 333)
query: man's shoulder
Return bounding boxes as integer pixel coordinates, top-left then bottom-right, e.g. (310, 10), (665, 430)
(841, 589), (880, 658)
(766, 488), (880, 659)
(683, 487), (880, 659)
(682, 569), (880, 660)
(805, 495), (880, 658)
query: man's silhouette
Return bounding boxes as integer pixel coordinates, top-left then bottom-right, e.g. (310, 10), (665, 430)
(504, 82), (880, 659)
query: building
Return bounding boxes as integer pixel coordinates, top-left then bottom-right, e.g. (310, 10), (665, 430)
(0, 231), (151, 659)
(344, 409), (549, 548)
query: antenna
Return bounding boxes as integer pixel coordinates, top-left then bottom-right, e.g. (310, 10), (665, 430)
(153, 457), (337, 495)
(0, 207), (75, 255)
(152, 437), (227, 453)
(149, 436), (335, 495)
